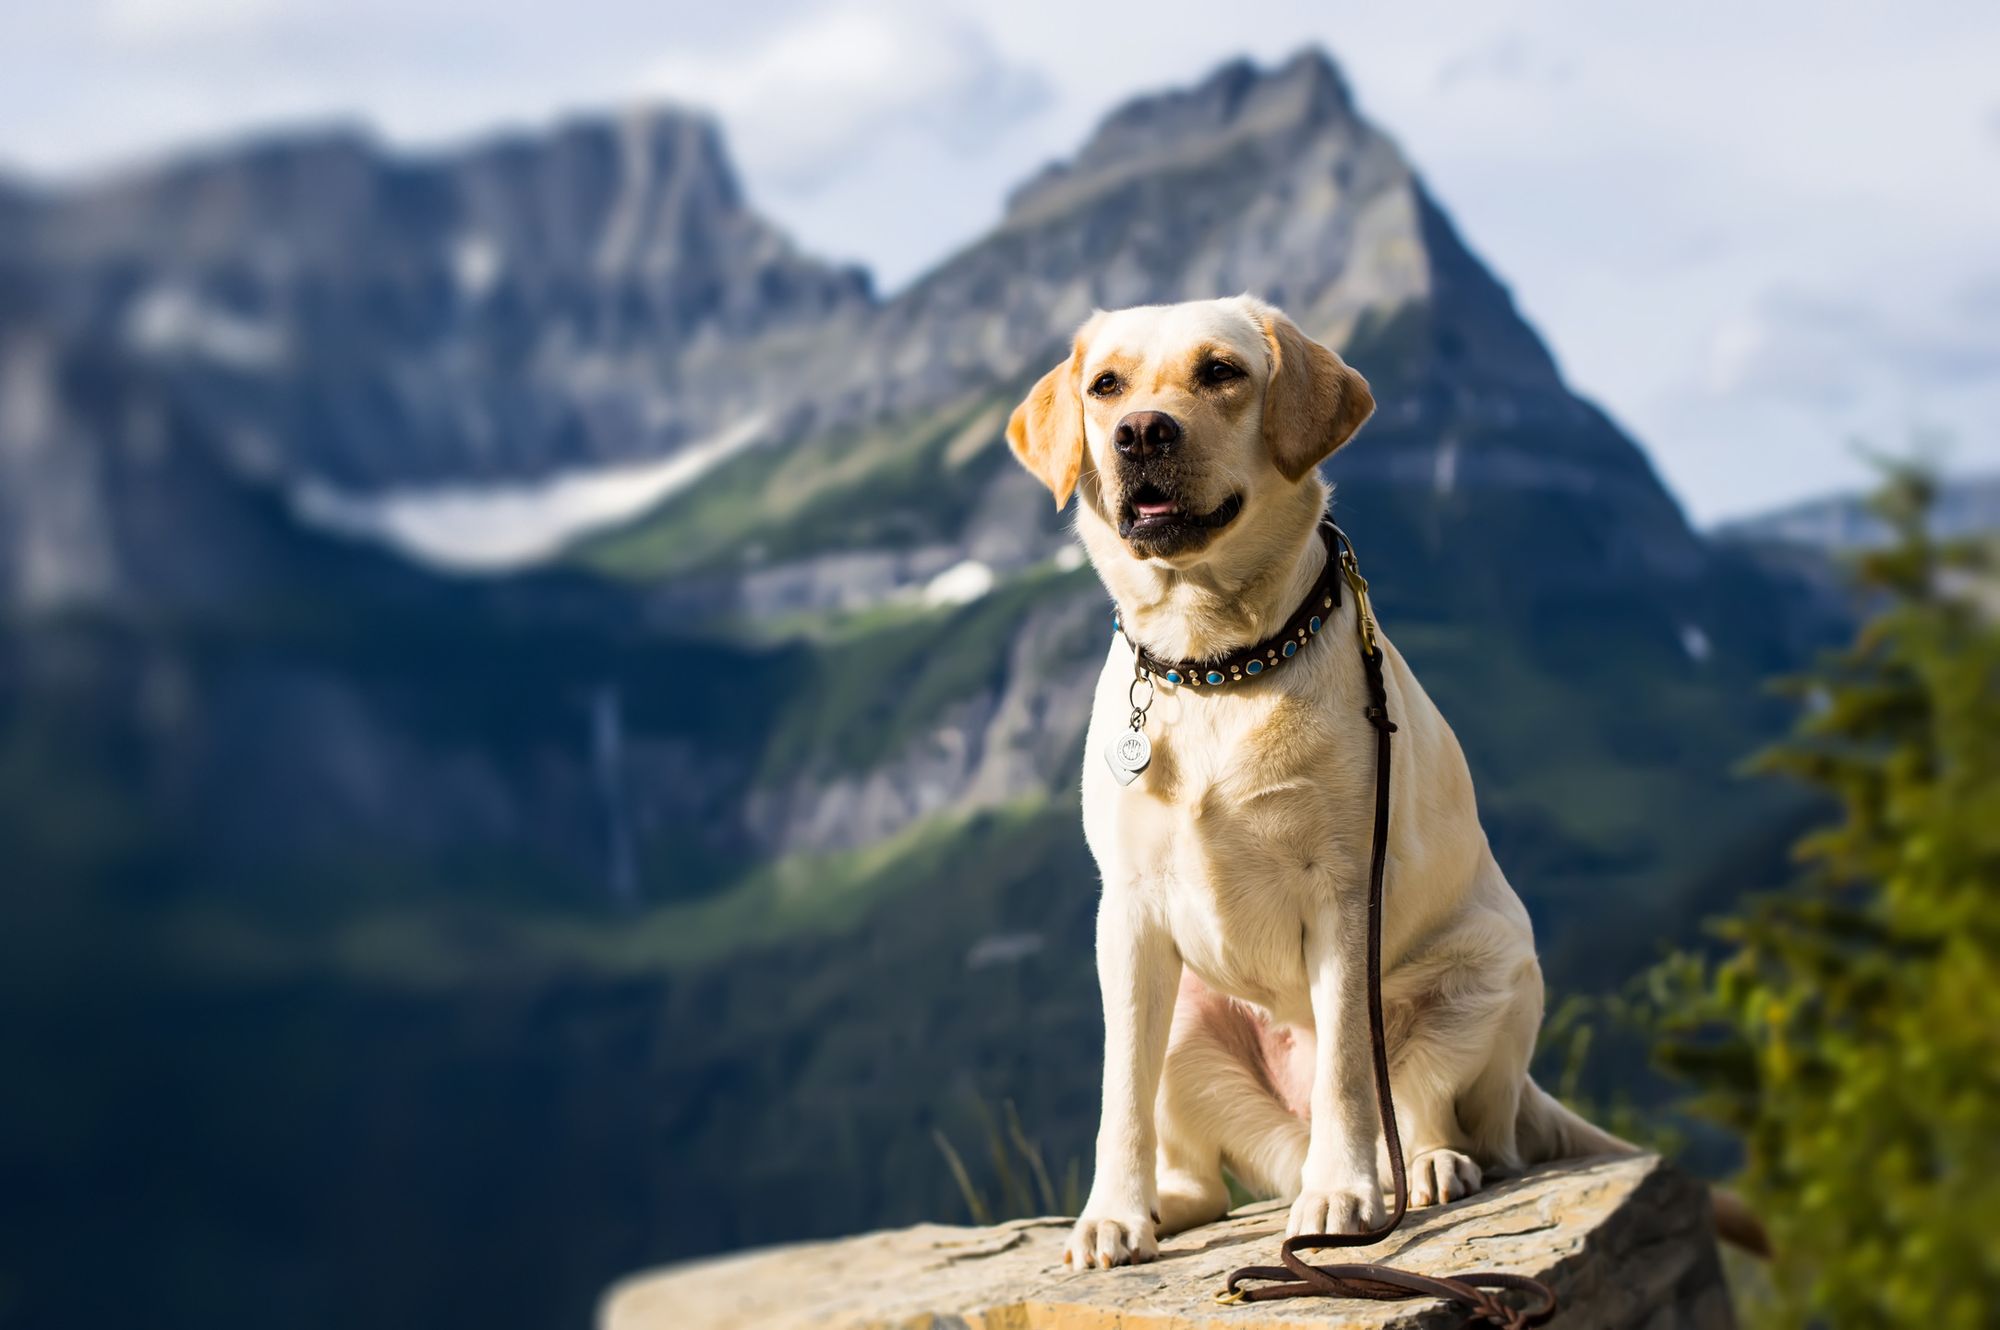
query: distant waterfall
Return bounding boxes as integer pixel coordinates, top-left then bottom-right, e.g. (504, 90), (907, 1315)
(590, 682), (638, 906)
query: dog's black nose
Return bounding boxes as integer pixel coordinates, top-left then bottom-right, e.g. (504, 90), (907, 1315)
(1114, 411), (1181, 460)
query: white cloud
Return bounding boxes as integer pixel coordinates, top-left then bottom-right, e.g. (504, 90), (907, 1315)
(1434, 31), (1574, 91)
(1665, 276), (2000, 518)
(640, 3), (1047, 195)
(1705, 287), (2000, 406)
(98, 0), (287, 46)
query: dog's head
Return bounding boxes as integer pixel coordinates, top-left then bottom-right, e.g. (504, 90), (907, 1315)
(1005, 296), (1373, 566)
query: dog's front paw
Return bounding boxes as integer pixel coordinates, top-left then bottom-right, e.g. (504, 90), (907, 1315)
(1409, 1148), (1482, 1208)
(1286, 1183), (1386, 1239)
(1063, 1211), (1158, 1269)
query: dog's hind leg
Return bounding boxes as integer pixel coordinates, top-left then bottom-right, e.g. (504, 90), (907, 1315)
(1451, 957), (1547, 1176)
(1151, 982), (1234, 1233)
(1379, 949), (1543, 1208)
(1152, 1121), (1229, 1235)
(1153, 976), (1308, 1231)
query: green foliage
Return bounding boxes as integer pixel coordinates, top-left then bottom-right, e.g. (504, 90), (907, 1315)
(1643, 469), (2000, 1328)
(747, 565), (1096, 784)
(575, 394), (1017, 582)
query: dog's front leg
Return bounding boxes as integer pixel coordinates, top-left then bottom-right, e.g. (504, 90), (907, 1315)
(1288, 900), (1386, 1237)
(1066, 889), (1178, 1269)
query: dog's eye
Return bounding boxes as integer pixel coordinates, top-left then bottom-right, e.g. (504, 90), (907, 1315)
(1088, 371), (1122, 397)
(1201, 360), (1242, 385)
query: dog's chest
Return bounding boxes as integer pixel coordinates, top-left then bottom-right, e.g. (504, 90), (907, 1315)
(1091, 676), (1361, 1012)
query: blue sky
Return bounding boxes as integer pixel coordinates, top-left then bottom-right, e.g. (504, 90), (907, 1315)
(3, 0), (1996, 523)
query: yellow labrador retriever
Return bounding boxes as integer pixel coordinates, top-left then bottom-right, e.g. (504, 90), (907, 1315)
(1006, 296), (1630, 1270)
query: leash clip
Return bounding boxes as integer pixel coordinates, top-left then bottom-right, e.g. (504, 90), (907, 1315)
(1336, 548), (1384, 656)
(1336, 533), (1382, 658)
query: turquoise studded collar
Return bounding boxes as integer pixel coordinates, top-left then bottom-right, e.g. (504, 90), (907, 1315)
(1103, 521), (1384, 785)
(1114, 520), (1349, 690)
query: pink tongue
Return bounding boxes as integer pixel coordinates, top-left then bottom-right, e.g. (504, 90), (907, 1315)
(1134, 502), (1177, 517)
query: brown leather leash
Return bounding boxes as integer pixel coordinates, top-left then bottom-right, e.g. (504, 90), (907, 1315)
(1215, 528), (1558, 1328)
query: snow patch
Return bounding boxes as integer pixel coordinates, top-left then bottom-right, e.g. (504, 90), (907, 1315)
(292, 415), (767, 572)
(920, 558), (995, 608)
(126, 285), (286, 369)
(451, 233), (502, 300)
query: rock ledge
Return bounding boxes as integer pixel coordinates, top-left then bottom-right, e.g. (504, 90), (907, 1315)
(602, 1154), (1733, 1329)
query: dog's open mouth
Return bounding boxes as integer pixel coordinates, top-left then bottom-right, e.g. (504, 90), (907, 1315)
(1117, 486), (1243, 551)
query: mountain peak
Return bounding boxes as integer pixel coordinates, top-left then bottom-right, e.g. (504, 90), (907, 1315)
(458, 103), (746, 215)
(4, 103), (871, 491)
(23, 104), (777, 285)
(1100, 46), (1357, 137)
(1003, 48), (1358, 226)
(871, 47), (1438, 419)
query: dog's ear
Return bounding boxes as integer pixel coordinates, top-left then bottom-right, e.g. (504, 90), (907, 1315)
(1006, 342), (1086, 508)
(1257, 306), (1374, 481)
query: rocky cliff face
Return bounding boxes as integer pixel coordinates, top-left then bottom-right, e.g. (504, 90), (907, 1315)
(1, 109), (867, 496)
(857, 52), (1557, 417)
(556, 51), (1788, 883)
(0, 51), (1711, 608)
(618, 49), (1707, 637)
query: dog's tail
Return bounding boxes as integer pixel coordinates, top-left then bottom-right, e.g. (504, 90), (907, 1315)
(1709, 1187), (1773, 1258)
(1515, 1078), (1772, 1257)
(1516, 1078), (1639, 1162)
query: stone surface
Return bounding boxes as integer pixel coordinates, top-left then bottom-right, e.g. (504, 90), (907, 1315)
(601, 1154), (1734, 1329)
